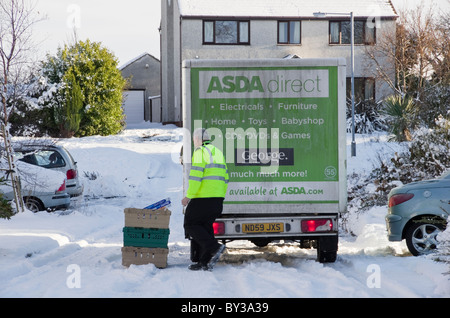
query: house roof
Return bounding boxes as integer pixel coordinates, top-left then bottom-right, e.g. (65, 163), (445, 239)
(178, 0), (397, 19)
(119, 53), (160, 71)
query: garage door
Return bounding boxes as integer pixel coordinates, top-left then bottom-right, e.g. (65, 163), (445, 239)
(123, 90), (144, 125)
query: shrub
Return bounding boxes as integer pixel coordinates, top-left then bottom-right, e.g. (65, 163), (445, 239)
(346, 99), (387, 134)
(408, 116), (450, 176)
(0, 177), (14, 220)
(347, 116), (450, 214)
(381, 95), (417, 141)
(436, 217), (450, 267)
(40, 39), (126, 137)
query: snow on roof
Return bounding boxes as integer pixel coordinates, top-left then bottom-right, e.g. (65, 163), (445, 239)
(119, 53), (159, 70)
(178, 0), (397, 18)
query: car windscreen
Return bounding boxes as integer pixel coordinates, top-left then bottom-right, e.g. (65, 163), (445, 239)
(18, 150), (66, 168)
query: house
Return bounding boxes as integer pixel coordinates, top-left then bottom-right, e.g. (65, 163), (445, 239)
(160, 0), (398, 125)
(120, 53), (161, 125)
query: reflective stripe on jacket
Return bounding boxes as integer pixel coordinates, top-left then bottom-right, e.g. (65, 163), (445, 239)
(187, 141), (229, 199)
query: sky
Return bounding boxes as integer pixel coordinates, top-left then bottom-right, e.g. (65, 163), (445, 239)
(33, 0), (162, 67)
(31, 0), (449, 68)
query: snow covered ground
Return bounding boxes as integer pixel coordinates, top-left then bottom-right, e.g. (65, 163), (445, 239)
(0, 123), (449, 299)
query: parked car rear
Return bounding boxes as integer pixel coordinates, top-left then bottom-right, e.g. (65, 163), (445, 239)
(0, 160), (70, 212)
(386, 170), (449, 256)
(14, 144), (83, 197)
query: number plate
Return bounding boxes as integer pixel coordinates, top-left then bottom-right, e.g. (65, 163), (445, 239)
(242, 222), (284, 233)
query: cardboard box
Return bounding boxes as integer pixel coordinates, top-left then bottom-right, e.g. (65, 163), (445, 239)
(124, 207), (171, 229)
(123, 227), (170, 248)
(122, 246), (169, 268)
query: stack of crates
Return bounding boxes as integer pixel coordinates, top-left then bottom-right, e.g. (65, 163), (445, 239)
(121, 199), (171, 268)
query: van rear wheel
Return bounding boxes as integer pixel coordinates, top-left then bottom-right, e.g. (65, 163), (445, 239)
(317, 237), (338, 263)
(251, 238), (271, 247)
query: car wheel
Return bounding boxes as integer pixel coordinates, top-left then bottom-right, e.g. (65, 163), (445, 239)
(24, 197), (44, 213)
(405, 220), (444, 256)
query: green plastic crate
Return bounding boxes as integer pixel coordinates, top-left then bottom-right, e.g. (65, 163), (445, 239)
(123, 227), (170, 248)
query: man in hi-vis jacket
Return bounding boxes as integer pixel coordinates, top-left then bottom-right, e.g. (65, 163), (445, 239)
(182, 128), (228, 271)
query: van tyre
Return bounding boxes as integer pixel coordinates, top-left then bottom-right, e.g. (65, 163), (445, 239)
(317, 237), (338, 263)
(251, 238), (271, 247)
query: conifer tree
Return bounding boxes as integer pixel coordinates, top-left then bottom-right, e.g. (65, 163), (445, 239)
(62, 72), (83, 137)
(40, 39), (126, 137)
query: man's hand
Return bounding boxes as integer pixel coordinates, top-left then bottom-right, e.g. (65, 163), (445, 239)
(181, 197), (190, 206)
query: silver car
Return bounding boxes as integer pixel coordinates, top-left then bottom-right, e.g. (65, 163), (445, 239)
(1, 160), (70, 212)
(386, 170), (449, 256)
(15, 144), (83, 197)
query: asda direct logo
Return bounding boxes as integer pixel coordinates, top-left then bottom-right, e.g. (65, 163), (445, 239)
(199, 69), (330, 99)
(207, 76), (264, 93)
(207, 75), (322, 94)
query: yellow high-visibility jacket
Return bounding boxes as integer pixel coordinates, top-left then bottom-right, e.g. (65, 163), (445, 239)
(187, 142), (229, 199)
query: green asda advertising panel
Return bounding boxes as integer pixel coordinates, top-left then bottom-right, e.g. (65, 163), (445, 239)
(185, 59), (345, 209)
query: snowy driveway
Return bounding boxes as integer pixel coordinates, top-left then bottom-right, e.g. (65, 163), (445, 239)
(0, 126), (448, 298)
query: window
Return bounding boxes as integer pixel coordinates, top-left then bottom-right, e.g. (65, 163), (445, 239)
(329, 20), (375, 45)
(203, 20), (250, 45)
(346, 77), (375, 101)
(19, 150), (66, 168)
(278, 21), (301, 44)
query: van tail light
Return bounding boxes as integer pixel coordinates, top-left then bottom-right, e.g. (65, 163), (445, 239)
(67, 169), (77, 179)
(388, 193), (414, 207)
(213, 222), (225, 235)
(301, 219), (333, 233)
(57, 180), (66, 193)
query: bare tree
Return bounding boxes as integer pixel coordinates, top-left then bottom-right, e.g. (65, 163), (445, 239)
(364, 1), (447, 98)
(430, 9), (450, 85)
(0, 0), (43, 212)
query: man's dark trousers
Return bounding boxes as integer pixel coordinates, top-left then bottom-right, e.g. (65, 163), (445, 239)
(184, 197), (223, 265)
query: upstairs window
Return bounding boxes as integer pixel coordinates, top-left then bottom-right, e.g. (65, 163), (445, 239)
(203, 20), (250, 45)
(278, 21), (301, 44)
(329, 20), (376, 45)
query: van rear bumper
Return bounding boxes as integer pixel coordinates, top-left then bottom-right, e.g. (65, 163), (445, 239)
(214, 214), (338, 240)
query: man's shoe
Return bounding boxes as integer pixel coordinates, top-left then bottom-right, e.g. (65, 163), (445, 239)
(207, 244), (226, 269)
(188, 263), (208, 271)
